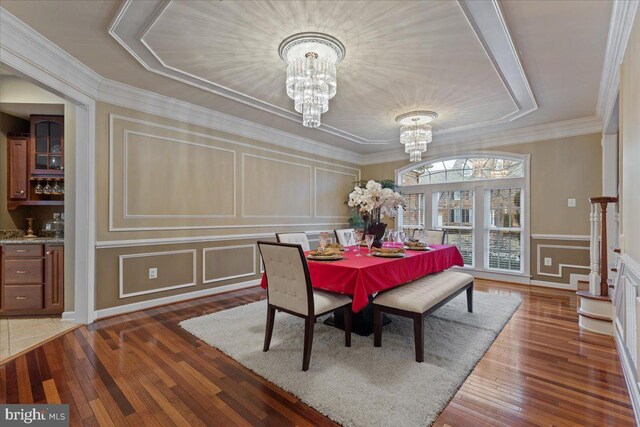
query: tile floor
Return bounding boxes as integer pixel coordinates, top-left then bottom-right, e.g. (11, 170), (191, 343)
(0, 317), (77, 362)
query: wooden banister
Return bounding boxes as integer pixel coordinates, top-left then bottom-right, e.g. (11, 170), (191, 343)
(589, 196), (618, 297)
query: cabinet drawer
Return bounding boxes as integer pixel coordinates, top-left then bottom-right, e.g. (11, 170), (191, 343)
(4, 259), (44, 284)
(4, 245), (44, 258)
(4, 285), (44, 310)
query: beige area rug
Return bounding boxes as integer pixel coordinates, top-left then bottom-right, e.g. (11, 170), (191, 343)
(180, 291), (521, 427)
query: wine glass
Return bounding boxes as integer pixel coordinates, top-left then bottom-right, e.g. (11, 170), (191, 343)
(399, 231), (407, 247)
(355, 230), (364, 256)
(43, 179), (52, 195)
(343, 231), (353, 252)
(34, 180), (43, 194)
(365, 234), (375, 255)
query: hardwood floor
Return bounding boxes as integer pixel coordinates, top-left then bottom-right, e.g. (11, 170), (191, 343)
(0, 280), (635, 426)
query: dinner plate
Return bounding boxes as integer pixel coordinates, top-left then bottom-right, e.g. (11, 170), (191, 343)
(404, 245), (430, 251)
(307, 254), (344, 261)
(372, 252), (406, 258)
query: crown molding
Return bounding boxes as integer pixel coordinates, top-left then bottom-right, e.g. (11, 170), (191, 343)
(97, 78), (364, 165)
(361, 115), (602, 165)
(597, 0), (639, 131)
(0, 7), (101, 101)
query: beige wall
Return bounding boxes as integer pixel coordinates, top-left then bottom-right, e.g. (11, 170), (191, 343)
(362, 133), (602, 284)
(621, 15), (640, 262)
(95, 102), (360, 311)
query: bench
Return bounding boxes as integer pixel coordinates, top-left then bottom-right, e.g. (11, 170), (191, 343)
(373, 270), (474, 362)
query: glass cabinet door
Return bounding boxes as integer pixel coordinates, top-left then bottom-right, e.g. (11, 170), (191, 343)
(30, 116), (64, 175)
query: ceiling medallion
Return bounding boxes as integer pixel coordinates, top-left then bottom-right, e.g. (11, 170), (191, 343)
(395, 111), (438, 162)
(279, 32), (346, 128)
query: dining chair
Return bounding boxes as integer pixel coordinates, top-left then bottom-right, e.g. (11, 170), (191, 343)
(275, 232), (310, 251)
(426, 229), (446, 245)
(257, 241), (353, 371)
(334, 228), (356, 246)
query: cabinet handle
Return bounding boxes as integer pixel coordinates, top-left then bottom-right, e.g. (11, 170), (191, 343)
(18, 190), (25, 195)
(16, 296), (28, 300)
(16, 270), (29, 274)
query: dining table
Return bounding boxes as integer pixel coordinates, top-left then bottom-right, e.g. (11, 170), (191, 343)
(260, 244), (465, 335)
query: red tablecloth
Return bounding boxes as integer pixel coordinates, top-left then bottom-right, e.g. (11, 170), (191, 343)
(260, 245), (464, 312)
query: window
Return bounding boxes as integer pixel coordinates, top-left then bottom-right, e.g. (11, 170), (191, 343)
(397, 154), (528, 277)
(486, 188), (522, 272)
(433, 190), (474, 266)
(400, 157), (523, 186)
(401, 193), (424, 235)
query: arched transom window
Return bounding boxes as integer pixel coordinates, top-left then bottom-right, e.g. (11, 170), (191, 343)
(396, 154), (529, 277)
(400, 157), (524, 186)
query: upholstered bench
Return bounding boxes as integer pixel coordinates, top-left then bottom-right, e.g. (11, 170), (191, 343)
(373, 270), (474, 362)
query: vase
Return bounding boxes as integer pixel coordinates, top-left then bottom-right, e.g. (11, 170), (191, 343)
(367, 222), (387, 248)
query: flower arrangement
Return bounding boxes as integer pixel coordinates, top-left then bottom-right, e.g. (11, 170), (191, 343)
(347, 180), (405, 223)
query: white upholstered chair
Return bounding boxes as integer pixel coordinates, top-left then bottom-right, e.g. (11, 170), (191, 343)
(275, 232), (310, 251)
(426, 229), (446, 245)
(257, 241), (352, 371)
(334, 228), (356, 246)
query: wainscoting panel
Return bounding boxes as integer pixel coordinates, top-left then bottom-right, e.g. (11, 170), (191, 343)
(124, 131), (235, 218)
(242, 153), (312, 218)
(119, 249), (197, 298)
(531, 236), (590, 285)
(203, 244), (256, 284)
(315, 167), (358, 218)
(105, 113), (360, 232)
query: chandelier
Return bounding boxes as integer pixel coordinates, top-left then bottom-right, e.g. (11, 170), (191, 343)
(279, 32), (345, 128)
(395, 111), (438, 162)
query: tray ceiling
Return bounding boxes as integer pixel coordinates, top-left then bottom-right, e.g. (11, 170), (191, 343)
(110, 0), (536, 144)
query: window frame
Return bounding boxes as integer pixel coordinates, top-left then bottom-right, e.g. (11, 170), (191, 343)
(484, 186), (525, 274)
(395, 152), (531, 278)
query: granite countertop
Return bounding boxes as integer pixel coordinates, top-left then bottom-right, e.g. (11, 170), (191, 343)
(0, 237), (64, 244)
(0, 230), (63, 245)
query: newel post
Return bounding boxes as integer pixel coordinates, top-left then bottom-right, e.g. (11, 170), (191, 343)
(589, 197), (618, 297)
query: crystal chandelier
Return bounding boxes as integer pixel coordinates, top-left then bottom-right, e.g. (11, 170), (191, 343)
(279, 33), (345, 128)
(395, 111), (438, 162)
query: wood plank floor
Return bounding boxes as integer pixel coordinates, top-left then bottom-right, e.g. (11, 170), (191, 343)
(0, 280), (635, 426)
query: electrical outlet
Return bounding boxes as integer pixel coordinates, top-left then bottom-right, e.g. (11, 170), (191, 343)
(544, 257), (552, 266)
(148, 267), (157, 279)
(568, 198), (576, 208)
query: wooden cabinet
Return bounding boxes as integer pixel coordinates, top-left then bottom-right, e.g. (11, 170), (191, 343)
(0, 244), (64, 316)
(6, 115), (65, 210)
(30, 115), (64, 176)
(7, 135), (29, 200)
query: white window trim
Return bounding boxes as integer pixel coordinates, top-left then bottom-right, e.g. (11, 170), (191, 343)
(395, 152), (531, 279)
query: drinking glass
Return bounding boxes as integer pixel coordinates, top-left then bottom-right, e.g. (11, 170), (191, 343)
(34, 180), (43, 194)
(319, 232), (329, 251)
(354, 230), (364, 256)
(399, 231), (407, 246)
(365, 234), (375, 254)
(43, 180), (52, 195)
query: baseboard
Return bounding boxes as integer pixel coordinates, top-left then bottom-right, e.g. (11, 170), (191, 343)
(61, 311), (76, 322)
(615, 327), (640, 426)
(530, 279), (577, 291)
(94, 279), (261, 320)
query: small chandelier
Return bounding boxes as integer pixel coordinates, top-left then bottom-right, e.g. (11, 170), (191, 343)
(395, 111), (438, 162)
(279, 32), (345, 128)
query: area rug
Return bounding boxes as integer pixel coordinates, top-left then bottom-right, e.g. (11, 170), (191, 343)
(180, 291), (521, 427)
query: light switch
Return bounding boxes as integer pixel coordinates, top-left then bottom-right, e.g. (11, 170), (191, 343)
(568, 198), (576, 207)
(149, 267), (158, 279)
